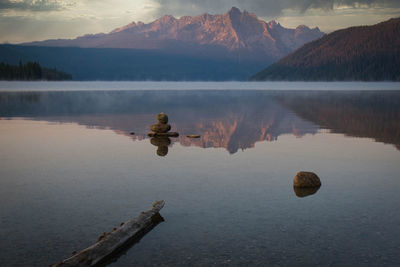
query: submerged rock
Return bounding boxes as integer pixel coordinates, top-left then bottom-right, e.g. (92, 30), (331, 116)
(293, 186), (320, 197)
(293, 171), (321, 188)
(150, 123), (171, 133)
(156, 112), (168, 124)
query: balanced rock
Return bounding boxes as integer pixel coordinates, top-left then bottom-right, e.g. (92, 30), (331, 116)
(157, 113), (168, 124)
(150, 123), (171, 133)
(293, 171), (321, 188)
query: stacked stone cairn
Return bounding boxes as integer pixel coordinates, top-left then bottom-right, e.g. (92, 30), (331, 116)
(148, 113), (179, 156)
(148, 113), (179, 137)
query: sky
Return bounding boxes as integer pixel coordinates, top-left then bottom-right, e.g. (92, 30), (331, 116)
(0, 0), (399, 43)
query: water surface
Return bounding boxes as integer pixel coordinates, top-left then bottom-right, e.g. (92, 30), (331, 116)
(0, 85), (399, 266)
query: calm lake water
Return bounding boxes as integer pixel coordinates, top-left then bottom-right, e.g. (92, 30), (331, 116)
(0, 82), (400, 266)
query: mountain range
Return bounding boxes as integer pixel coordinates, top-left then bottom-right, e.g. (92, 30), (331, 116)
(0, 7), (324, 81)
(25, 7), (323, 63)
(4, 7), (397, 81)
(250, 17), (400, 81)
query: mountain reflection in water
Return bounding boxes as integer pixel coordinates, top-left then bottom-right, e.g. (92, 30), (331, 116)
(0, 90), (399, 153)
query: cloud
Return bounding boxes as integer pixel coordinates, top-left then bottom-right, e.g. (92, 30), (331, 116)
(0, 0), (67, 12)
(0, 0), (399, 43)
(152, 0), (400, 17)
(0, 0), (160, 43)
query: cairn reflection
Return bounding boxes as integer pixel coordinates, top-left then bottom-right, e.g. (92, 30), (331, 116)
(150, 137), (171, 157)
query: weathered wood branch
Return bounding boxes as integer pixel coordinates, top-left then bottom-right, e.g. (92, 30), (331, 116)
(52, 200), (165, 267)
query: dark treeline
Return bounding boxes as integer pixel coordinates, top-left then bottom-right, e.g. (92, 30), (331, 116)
(0, 45), (267, 81)
(0, 61), (72, 81)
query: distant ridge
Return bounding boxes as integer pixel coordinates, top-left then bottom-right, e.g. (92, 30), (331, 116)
(0, 45), (268, 81)
(23, 7), (323, 63)
(250, 18), (400, 81)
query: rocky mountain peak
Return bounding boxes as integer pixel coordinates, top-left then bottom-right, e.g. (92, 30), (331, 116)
(158, 14), (176, 24)
(25, 7), (324, 62)
(228, 6), (241, 16)
(226, 6), (258, 23)
(268, 20), (281, 28)
(296, 24), (308, 29)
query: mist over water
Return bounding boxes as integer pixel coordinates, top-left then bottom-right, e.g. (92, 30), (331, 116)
(1, 89), (399, 151)
(1, 81), (400, 91)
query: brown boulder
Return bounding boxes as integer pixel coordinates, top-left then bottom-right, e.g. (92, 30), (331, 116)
(293, 171), (321, 188)
(150, 123), (171, 133)
(156, 113), (168, 124)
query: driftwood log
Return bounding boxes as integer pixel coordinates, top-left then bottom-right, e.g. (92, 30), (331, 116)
(148, 132), (179, 137)
(52, 200), (165, 267)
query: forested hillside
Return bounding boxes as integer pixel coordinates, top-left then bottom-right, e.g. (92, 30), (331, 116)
(250, 18), (400, 81)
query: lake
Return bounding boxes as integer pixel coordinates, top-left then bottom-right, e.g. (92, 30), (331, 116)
(0, 82), (400, 266)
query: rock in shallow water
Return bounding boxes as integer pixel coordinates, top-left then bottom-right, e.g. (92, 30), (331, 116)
(293, 171), (321, 188)
(187, 134), (200, 138)
(150, 123), (171, 133)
